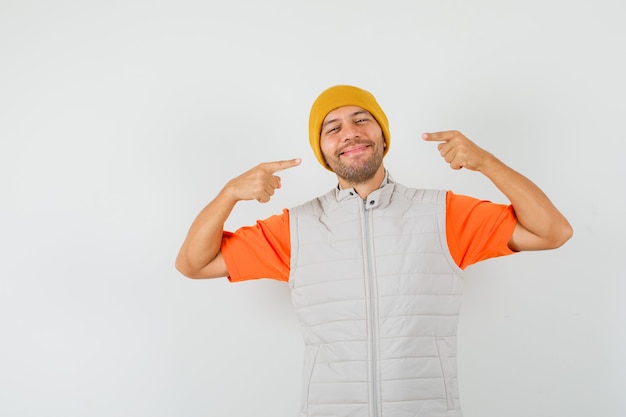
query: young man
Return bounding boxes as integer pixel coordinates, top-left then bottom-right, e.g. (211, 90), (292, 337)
(176, 85), (572, 417)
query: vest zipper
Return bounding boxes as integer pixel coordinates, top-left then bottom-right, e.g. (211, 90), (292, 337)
(362, 198), (379, 417)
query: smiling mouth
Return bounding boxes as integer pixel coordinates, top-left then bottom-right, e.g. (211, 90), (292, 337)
(339, 144), (370, 157)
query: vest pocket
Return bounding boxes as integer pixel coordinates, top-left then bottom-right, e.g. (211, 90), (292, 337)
(300, 345), (320, 416)
(436, 338), (457, 410)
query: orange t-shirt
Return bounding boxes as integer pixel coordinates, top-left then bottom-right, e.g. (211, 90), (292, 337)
(222, 191), (517, 282)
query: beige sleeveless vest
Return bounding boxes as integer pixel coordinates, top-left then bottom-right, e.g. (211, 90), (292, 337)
(289, 176), (464, 417)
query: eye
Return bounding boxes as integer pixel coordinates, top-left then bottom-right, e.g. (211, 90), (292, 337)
(326, 125), (340, 134)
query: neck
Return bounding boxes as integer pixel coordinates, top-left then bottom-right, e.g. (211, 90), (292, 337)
(337, 165), (386, 199)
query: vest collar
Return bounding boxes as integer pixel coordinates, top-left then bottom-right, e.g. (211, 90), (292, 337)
(334, 170), (395, 209)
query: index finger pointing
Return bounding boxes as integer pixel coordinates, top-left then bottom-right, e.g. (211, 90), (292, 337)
(262, 158), (302, 173)
(421, 131), (458, 142)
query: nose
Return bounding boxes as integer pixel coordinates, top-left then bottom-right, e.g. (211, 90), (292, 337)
(341, 124), (359, 141)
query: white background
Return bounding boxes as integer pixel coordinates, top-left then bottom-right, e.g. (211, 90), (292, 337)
(1, 1), (625, 416)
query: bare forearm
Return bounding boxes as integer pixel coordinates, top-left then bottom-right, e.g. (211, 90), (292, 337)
(175, 188), (237, 277)
(480, 155), (573, 250)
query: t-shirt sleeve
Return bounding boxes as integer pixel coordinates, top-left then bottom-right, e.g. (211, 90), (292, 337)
(221, 209), (291, 282)
(446, 191), (518, 270)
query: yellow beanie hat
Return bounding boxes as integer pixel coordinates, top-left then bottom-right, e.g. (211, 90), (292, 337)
(308, 85), (390, 171)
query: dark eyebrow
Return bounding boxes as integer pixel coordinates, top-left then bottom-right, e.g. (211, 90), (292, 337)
(321, 118), (339, 129)
(322, 110), (372, 129)
(351, 110), (371, 118)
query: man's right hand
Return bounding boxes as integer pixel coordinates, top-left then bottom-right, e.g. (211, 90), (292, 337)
(224, 158), (302, 203)
(176, 158), (301, 279)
